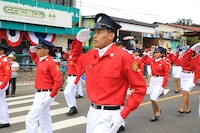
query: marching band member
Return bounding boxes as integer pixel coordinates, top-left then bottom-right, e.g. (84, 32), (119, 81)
(26, 38), (62, 133)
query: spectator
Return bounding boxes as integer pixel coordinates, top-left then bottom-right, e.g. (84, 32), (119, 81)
(22, 47), (30, 72)
(6, 54), (19, 97)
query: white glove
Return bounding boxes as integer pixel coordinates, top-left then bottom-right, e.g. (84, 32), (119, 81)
(147, 51), (154, 57)
(41, 95), (54, 107)
(159, 87), (164, 95)
(111, 113), (125, 133)
(191, 43), (200, 51)
(170, 49), (176, 55)
(29, 46), (37, 53)
(191, 82), (196, 88)
(76, 29), (91, 42)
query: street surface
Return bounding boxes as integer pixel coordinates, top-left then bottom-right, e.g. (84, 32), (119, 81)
(1, 76), (200, 133)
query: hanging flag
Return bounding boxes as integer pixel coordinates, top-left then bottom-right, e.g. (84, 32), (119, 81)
(25, 32), (56, 46)
(5, 30), (23, 47)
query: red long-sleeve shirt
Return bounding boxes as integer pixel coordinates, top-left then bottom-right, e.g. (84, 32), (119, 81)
(0, 54), (11, 89)
(143, 55), (169, 88)
(29, 53), (62, 97)
(64, 39), (82, 75)
(76, 44), (146, 119)
(181, 49), (200, 84)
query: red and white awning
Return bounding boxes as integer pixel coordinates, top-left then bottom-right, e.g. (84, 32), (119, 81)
(25, 32), (56, 46)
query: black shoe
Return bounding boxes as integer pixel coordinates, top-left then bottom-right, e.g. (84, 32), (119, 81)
(178, 110), (184, 114)
(0, 123), (10, 128)
(76, 95), (84, 99)
(66, 107), (78, 116)
(150, 110), (161, 122)
(117, 125), (125, 133)
(185, 109), (191, 114)
(175, 90), (180, 93)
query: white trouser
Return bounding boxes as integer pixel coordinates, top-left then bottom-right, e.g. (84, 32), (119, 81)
(64, 76), (77, 108)
(149, 76), (164, 101)
(86, 106), (123, 133)
(77, 79), (83, 96)
(0, 82), (9, 124)
(26, 91), (54, 133)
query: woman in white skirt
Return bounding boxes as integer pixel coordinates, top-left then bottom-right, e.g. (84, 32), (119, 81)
(143, 46), (170, 121)
(178, 43), (200, 114)
(168, 49), (183, 93)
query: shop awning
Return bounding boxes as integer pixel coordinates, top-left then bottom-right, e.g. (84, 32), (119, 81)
(0, 21), (82, 35)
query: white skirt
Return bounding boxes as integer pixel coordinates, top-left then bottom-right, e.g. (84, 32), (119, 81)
(180, 71), (195, 92)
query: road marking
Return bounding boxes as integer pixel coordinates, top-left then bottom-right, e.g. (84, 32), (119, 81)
(8, 99), (59, 106)
(140, 90), (200, 106)
(10, 107), (69, 124)
(146, 87), (170, 95)
(6, 94), (34, 101)
(12, 116), (87, 133)
(8, 102), (59, 113)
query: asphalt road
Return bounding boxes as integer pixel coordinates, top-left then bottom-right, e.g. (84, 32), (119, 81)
(1, 76), (200, 133)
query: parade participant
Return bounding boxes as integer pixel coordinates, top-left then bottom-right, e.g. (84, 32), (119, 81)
(6, 53), (20, 97)
(168, 48), (183, 93)
(143, 46), (170, 121)
(146, 45), (155, 87)
(74, 13), (146, 133)
(0, 44), (11, 128)
(178, 44), (199, 114)
(64, 29), (90, 116)
(25, 38), (62, 133)
(132, 48), (144, 75)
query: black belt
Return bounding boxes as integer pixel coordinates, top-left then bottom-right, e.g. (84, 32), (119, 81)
(91, 103), (121, 110)
(182, 70), (193, 74)
(68, 74), (76, 76)
(37, 89), (52, 92)
(152, 75), (163, 77)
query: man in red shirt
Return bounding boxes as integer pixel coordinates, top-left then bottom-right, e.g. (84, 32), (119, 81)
(75, 13), (146, 133)
(26, 38), (62, 133)
(0, 44), (11, 128)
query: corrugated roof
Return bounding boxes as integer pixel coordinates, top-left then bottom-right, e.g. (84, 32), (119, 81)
(168, 24), (200, 32)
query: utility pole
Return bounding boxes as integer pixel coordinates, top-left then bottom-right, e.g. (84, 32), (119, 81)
(79, 0), (82, 27)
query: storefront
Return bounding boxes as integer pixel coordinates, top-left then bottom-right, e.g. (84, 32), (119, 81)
(0, 0), (81, 57)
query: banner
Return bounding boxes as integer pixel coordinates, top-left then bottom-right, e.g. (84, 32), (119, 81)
(25, 32), (56, 46)
(5, 30), (23, 47)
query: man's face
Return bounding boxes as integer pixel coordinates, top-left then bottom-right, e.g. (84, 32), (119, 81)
(36, 48), (49, 57)
(0, 49), (4, 55)
(93, 29), (115, 49)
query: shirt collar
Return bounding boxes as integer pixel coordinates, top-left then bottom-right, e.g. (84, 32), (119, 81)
(95, 43), (113, 57)
(39, 56), (48, 62)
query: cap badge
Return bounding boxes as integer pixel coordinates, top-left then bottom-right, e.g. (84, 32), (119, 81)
(97, 16), (102, 23)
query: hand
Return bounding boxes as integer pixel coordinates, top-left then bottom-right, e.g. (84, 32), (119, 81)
(41, 95), (54, 107)
(29, 46), (37, 53)
(76, 29), (91, 42)
(191, 43), (200, 51)
(159, 87), (164, 95)
(170, 49), (176, 55)
(147, 51), (154, 57)
(191, 82), (195, 88)
(111, 113), (125, 133)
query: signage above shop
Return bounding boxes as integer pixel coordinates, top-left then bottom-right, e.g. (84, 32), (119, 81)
(0, 1), (72, 28)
